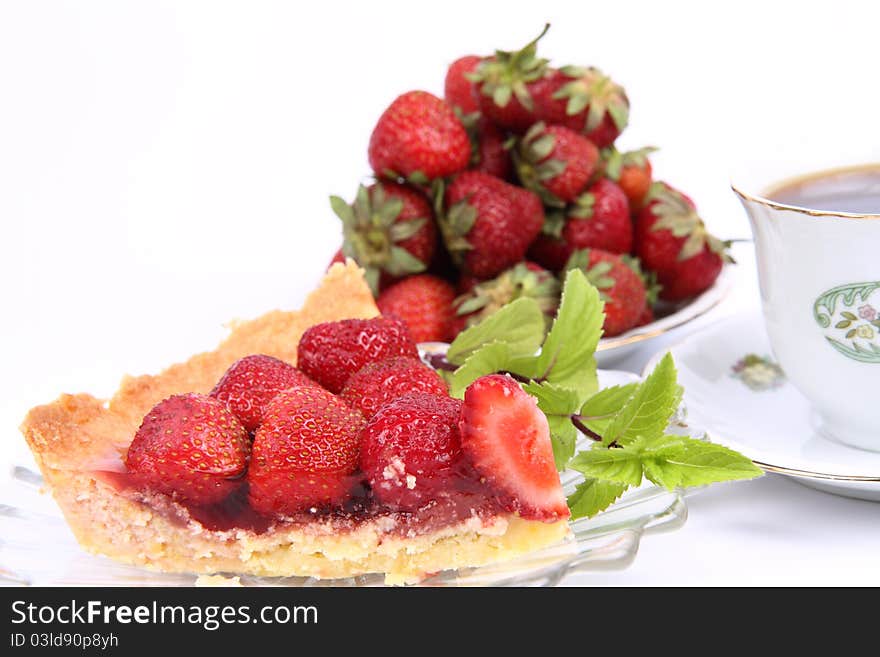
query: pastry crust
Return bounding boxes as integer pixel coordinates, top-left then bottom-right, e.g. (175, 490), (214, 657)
(20, 261), (570, 584)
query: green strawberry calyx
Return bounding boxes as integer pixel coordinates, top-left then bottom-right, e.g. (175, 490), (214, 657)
(330, 184), (429, 294)
(621, 146), (658, 168)
(600, 147), (624, 181)
(568, 190), (596, 220)
(452, 107), (484, 169)
(647, 183), (734, 263)
(603, 145), (659, 180)
(540, 208), (567, 237)
(432, 179), (475, 265)
(622, 254), (662, 305)
(553, 66), (630, 133)
(513, 122), (568, 208)
(563, 249), (614, 302)
(468, 24), (551, 110)
(454, 262), (561, 329)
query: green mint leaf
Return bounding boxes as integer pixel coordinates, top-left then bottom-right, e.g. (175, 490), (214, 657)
(447, 341), (513, 399)
(602, 353), (682, 446)
(640, 434), (763, 490)
(577, 383), (639, 435)
(522, 380), (583, 415)
(547, 415), (579, 470)
(568, 445), (644, 486)
(532, 268), (604, 398)
(567, 478), (629, 520)
(446, 297), (545, 364)
(523, 381), (583, 468)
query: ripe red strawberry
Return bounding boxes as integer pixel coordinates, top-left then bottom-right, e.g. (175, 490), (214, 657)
(602, 146), (657, 211)
(441, 171), (544, 278)
(562, 177), (632, 253)
(376, 274), (456, 343)
(470, 26), (553, 133)
(634, 182), (731, 301)
(513, 122), (599, 206)
(210, 354), (316, 433)
(360, 392), (466, 511)
(527, 178), (631, 272)
(368, 90), (470, 183)
(444, 55), (482, 114)
(453, 106), (513, 181)
(565, 249), (647, 336)
(459, 375), (568, 522)
(451, 261), (560, 338)
(297, 317), (419, 394)
(248, 386), (365, 515)
(125, 393), (250, 506)
(637, 303), (655, 327)
(470, 116), (512, 180)
(526, 229), (572, 273)
(340, 356), (447, 420)
(535, 66), (629, 148)
(330, 182), (437, 295)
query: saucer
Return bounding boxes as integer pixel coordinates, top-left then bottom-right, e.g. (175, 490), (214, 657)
(643, 311), (880, 502)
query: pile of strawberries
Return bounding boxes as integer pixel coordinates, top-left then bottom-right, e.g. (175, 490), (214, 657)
(124, 317), (568, 523)
(329, 26), (730, 339)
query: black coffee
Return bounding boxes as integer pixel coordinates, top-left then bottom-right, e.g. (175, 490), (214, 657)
(766, 165), (880, 214)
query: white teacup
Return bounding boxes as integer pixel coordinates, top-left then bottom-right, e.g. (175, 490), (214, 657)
(733, 164), (880, 452)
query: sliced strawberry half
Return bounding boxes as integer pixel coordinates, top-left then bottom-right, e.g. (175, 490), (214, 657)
(459, 374), (569, 521)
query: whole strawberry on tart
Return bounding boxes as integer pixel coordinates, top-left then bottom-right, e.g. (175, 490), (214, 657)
(328, 25), (730, 342)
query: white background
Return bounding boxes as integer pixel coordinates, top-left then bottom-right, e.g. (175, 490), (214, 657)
(2, 1), (879, 586)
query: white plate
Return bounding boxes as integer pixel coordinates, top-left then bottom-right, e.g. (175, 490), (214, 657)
(644, 312), (880, 501)
(1, 371), (687, 587)
(595, 265), (732, 367)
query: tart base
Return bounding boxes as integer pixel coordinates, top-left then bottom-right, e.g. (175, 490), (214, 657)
(43, 466), (569, 585)
(20, 261), (571, 585)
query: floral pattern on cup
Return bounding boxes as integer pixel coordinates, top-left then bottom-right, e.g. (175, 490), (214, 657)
(813, 282), (880, 364)
(731, 354), (786, 391)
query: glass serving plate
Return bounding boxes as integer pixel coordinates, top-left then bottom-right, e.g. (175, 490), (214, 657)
(1, 371), (689, 587)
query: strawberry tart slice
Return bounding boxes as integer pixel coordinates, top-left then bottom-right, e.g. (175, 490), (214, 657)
(20, 261), (570, 585)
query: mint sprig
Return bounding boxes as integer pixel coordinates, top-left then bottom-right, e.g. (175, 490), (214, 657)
(599, 353), (682, 447)
(440, 269), (762, 521)
(446, 269), (603, 397)
(527, 266), (603, 397)
(639, 435), (765, 489)
(576, 383), (639, 435)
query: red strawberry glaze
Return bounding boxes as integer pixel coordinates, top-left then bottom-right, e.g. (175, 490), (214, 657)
(96, 468), (505, 537)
